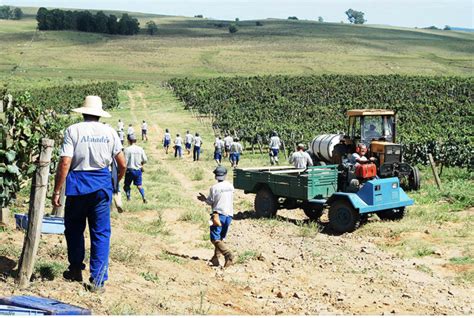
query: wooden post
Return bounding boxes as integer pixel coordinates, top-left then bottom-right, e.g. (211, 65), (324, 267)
(428, 153), (442, 190)
(17, 138), (54, 288)
(52, 185), (65, 217)
(0, 97), (10, 226)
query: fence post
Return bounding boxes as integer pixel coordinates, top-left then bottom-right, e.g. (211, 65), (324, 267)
(16, 138), (55, 288)
(428, 153), (442, 190)
(52, 185), (65, 217)
(0, 96), (12, 226)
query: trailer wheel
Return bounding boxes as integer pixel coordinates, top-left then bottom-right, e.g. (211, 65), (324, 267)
(254, 188), (278, 218)
(376, 207), (405, 221)
(328, 200), (360, 234)
(302, 203), (323, 220)
(408, 166), (421, 191)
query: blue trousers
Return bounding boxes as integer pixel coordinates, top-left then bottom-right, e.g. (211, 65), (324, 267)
(193, 146), (201, 161)
(210, 214), (232, 241)
(64, 189), (112, 285)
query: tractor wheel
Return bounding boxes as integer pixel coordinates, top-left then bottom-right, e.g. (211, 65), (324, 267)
(302, 203), (323, 220)
(254, 188), (278, 218)
(408, 166), (421, 191)
(328, 200), (360, 234)
(376, 207), (405, 221)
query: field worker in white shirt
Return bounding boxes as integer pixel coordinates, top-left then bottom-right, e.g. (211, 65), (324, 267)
(198, 166), (235, 268)
(174, 133), (183, 158)
(185, 130), (194, 155)
(229, 137), (243, 168)
(141, 120), (148, 142)
(118, 129), (125, 145)
(289, 143), (314, 169)
(223, 134), (233, 158)
(163, 128), (171, 154)
(269, 131), (282, 165)
(127, 124), (134, 141)
(117, 119), (124, 131)
(214, 136), (225, 165)
(124, 135), (148, 203)
(52, 96), (126, 292)
(193, 132), (203, 161)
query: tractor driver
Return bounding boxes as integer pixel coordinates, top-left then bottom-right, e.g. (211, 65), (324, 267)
(364, 124), (381, 141)
(350, 143), (376, 167)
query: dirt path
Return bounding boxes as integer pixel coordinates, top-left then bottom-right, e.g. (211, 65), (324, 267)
(0, 85), (472, 315)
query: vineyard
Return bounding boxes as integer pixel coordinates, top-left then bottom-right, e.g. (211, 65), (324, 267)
(0, 81), (119, 208)
(168, 75), (474, 167)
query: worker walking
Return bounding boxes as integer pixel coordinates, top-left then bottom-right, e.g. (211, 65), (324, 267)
(197, 166), (235, 268)
(269, 131), (281, 165)
(214, 136), (225, 165)
(289, 143), (313, 169)
(223, 134), (233, 158)
(193, 132), (202, 161)
(229, 137), (243, 168)
(185, 130), (194, 155)
(163, 128), (171, 154)
(127, 124), (134, 141)
(52, 96), (126, 292)
(141, 120), (148, 142)
(174, 133), (183, 158)
(124, 135), (148, 203)
(117, 119), (124, 131)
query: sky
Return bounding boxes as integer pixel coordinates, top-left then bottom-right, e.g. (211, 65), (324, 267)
(3, 0), (473, 28)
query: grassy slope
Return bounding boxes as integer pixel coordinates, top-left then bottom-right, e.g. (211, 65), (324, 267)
(0, 14), (473, 83)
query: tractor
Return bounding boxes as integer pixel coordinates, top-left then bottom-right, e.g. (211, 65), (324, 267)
(310, 109), (421, 191)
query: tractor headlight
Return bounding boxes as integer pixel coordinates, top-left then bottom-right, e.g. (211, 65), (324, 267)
(394, 147), (401, 155)
(392, 182), (398, 189)
(386, 147), (393, 155)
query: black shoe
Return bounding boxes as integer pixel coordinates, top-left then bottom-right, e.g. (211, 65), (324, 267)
(63, 268), (83, 282)
(143, 198), (147, 204)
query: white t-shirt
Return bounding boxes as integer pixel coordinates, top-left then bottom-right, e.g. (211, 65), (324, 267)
(214, 139), (225, 152)
(350, 153), (368, 165)
(205, 180), (234, 217)
(175, 136), (183, 146)
(194, 136), (202, 147)
(230, 142), (243, 154)
(289, 151), (314, 169)
(269, 136), (281, 149)
(142, 122), (148, 131)
(124, 144), (148, 170)
(164, 132), (171, 141)
(185, 133), (194, 144)
(118, 121), (124, 131)
(118, 130), (125, 141)
(127, 126), (134, 135)
(224, 136), (233, 147)
(61, 121), (122, 171)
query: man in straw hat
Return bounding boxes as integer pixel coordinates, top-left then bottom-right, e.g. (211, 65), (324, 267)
(52, 96), (126, 293)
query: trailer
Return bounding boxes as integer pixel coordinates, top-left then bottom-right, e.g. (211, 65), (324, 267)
(233, 165), (414, 233)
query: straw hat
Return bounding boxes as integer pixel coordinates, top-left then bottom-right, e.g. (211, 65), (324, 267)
(72, 96), (111, 118)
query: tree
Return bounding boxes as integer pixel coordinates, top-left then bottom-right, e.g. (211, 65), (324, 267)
(0, 6), (12, 19)
(345, 9), (366, 24)
(36, 7), (49, 30)
(318, 16), (324, 23)
(444, 25), (451, 30)
(118, 14), (139, 35)
(107, 15), (118, 34)
(228, 24), (238, 34)
(256, 21), (263, 26)
(94, 11), (109, 33)
(288, 16), (298, 20)
(12, 8), (23, 20)
(146, 21), (158, 35)
(194, 14), (203, 18)
(235, 17), (239, 22)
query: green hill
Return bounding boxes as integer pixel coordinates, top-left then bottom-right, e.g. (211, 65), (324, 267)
(0, 7), (473, 82)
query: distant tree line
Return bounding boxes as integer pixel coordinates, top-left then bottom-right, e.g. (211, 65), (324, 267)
(36, 8), (140, 35)
(0, 5), (23, 20)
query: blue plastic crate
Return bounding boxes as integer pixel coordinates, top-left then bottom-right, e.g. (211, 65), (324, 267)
(0, 296), (91, 315)
(0, 304), (46, 316)
(14, 214), (65, 235)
